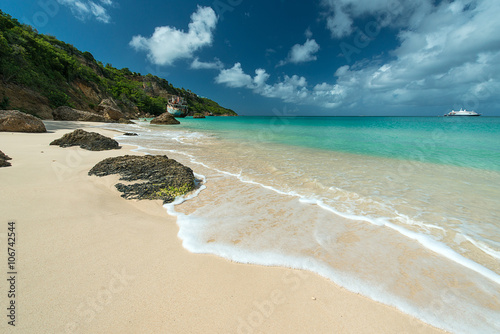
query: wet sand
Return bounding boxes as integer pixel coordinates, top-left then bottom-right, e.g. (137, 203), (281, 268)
(0, 121), (446, 333)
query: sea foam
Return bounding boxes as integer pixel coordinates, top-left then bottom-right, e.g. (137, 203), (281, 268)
(105, 121), (500, 334)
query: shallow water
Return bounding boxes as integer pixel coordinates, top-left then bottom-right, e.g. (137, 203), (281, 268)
(101, 117), (500, 333)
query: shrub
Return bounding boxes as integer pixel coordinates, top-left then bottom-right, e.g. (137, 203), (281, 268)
(0, 96), (9, 109)
(46, 90), (70, 108)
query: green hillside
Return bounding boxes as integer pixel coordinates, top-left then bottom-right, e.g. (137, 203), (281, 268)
(0, 10), (237, 118)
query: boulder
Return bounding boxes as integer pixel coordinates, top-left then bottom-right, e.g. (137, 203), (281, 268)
(97, 98), (119, 111)
(102, 107), (124, 121)
(193, 113), (206, 119)
(50, 129), (120, 151)
(0, 150), (12, 167)
(0, 110), (47, 133)
(150, 112), (180, 125)
(97, 99), (124, 121)
(52, 106), (106, 122)
(123, 132), (138, 136)
(89, 155), (195, 203)
(118, 118), (134, 124)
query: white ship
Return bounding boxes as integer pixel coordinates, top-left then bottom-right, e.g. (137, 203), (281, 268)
(444, 108), (480, 116)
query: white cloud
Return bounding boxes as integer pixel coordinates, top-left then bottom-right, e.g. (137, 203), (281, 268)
(331, 0), (500, 110)
(214, 1), (500, 113)
(89, 2), (110, 22)
(57, 0), (113, 23)
(321, 0), (432, 39)
(130, 6), (218, 66)
(324, 1), (353, 39)
(253, 68), (270, 87)
(216, 63), (309, 103)
(191, 57), (223, 70)
(215, 62), (350, 106)
(305, 28), (313, 39)
(278, 39), (320, 66)
(289, 39), (320, 63)
(258, 75), (309, 103)
(215, 63), (254, 88)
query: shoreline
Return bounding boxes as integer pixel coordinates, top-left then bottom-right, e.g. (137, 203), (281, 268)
(0, 120), (447, 333)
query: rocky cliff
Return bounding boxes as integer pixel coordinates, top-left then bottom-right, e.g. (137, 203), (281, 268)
(0, 10), (237, 119)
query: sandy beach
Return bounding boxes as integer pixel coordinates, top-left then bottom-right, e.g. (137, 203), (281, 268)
(0, 121), (447, 334)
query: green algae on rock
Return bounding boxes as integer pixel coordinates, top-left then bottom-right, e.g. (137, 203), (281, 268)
(88, 155), (195, 203)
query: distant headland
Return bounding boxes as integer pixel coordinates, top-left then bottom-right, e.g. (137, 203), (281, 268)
(0, 10), (237, 120)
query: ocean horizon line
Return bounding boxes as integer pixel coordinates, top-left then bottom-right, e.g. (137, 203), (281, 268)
(232, 115), (500, 117)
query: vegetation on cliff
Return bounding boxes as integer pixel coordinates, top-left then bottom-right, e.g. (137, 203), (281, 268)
(0, 10), (237, 118)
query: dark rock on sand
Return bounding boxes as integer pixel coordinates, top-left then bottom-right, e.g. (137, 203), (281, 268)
(89, 155), (195, 203)
(50, 129), (120, 151)
(123, 132), (138, 136)
(0, 150), (12, 167)
(0, 110), (47, 133)
(150, 112), (180, 125)
(52, 106), (106, 122)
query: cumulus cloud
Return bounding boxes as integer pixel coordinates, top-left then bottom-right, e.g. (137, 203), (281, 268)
(305, 28), (313, 39)
(130, 6), (218, 66)
(214, 62), (358, 107)
(216, 0), (500, 113)
(57, 0), (113, 23)
(278, 39), (320, 66)
(259, 75), (309, 102)
(289, 39), (320, 63)
(190, 57), (223, 70)
(324, 0), (500, 110)
(215, 63), (254, 88)
(211, 0), (500, 114)
(215, 63), (309, 103)
(321, 0), (432, 39)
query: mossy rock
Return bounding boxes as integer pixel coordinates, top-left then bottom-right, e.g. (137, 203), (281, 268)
(89, 155), (195, 203)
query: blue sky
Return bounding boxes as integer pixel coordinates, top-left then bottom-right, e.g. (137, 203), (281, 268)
(3, 0), (500, 115)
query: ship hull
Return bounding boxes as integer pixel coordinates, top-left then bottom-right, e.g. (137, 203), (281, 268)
(444, 114), (481, 116)
(167, 106), (187, 118)
(444, 109), (481, 116)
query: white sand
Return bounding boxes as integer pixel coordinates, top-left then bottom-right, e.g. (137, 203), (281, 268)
(0, 121), (447, 333)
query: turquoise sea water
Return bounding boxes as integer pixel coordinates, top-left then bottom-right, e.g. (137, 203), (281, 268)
(104, 116), (500, 333)
(177, 116), (500, 171)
